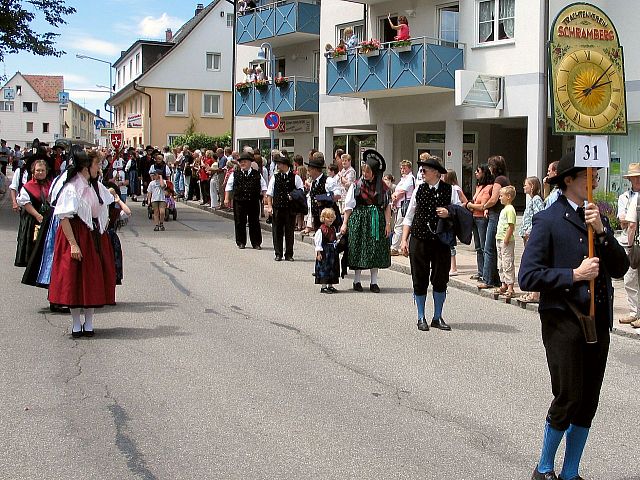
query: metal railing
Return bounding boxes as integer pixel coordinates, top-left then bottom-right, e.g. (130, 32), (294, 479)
(237, 0), (320, 16)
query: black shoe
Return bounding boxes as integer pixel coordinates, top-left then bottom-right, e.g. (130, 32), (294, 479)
(284, 256), (294, 262)
(253, 245), (262, 250)
(71, 329), (83, 338)
(531, 468), (558, 480)
(83, 326), (95, 337)
(275, 256), (282, 261)
(320, 287), (331, 294)
(431, 317), (452, 331)
(327, 286), (338, 293)
(369, 284), (380, 293)
(238, 244), (246, 249)
(353, 282), (363, 292)
(417, 318), (429, 331)
(558, 477), (583, 480)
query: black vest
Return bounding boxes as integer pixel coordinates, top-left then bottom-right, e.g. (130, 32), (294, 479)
(272, 171), (295, 208)
(310, 174), (327, 219)
(233, 168), (262, 202)
(410, 182), (452, 240)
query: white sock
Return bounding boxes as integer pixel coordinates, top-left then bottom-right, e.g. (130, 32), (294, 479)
(370, 268), (379, 285)
(354, 270), (362, 283)
(84, 308), (94, 331)
(71, 308), (82, 333)
(322, 284), (327, 288)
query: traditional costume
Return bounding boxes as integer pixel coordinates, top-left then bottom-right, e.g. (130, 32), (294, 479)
(314, 224), (340, 287)
(15, 176), (51, 266)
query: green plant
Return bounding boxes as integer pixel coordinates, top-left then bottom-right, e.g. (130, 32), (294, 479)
(392, 40), (412, 48)
(169, 132), (231, 151)
(594, 190), (620, 230)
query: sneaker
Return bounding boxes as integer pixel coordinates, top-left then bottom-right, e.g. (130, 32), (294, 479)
(619, 315), (637, 324)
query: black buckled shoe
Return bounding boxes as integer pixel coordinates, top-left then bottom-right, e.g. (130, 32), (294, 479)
(531, 467), (558, 480)
(275, 256), (282, 261)
(284, 256), (294, 262)
(71, 329), (83, 338)
(83, 326), (95, 337)
(352, 282), (363, 292)
(558, 476), (583, 480)
(369, 284), (380, 293)
(417, 318), (429, 331)
(430, 317), (452, 331)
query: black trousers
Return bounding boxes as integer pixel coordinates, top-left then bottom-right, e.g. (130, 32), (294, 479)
(234, 199), (262, 247)
(540, 309), (610, 430)
(0, 162), (7, 176)
(409, 236), (450, 295)
(200, 179), (210, 203)
(272, 207), (296, 258)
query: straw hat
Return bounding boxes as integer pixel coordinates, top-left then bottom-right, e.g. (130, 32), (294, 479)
(623, 163), (640, 178)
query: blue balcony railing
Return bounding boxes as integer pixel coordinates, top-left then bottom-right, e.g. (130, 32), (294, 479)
(235, 77), (319, 116)
(326, 37), (465, 97)
(236, 0), (320, 45)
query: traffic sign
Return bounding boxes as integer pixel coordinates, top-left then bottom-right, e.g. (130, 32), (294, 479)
(95, 119), (108, 129)
(3, 87), (15, 100)
(58, 91), (69, 105)
(264, 111), (280, 130)
(110, 132), (123, 150)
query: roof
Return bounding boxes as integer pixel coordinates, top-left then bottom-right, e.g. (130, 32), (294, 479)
(22, 75), (64, 102)
(113, 40), (172, 68)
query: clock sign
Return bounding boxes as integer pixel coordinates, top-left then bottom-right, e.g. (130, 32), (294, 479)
(549, 3), (627, 135)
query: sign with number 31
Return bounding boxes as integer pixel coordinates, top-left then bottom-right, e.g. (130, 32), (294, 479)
(574, 135), (610, 169)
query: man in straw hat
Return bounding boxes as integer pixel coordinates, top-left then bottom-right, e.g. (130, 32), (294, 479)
(519, 153), (628, 480)
(617, 162), (640, 327)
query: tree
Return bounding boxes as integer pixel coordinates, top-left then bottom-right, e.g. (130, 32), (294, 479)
(0, 1), (76, 65)
(170, 132), (232, 151)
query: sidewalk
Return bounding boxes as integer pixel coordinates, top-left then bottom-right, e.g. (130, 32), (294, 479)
(185, 201), (639, 340)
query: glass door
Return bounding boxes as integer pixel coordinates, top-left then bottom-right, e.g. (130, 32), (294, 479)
(438, 4), (460, 47)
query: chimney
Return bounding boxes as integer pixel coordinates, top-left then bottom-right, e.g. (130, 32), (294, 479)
(195, 3), (204, 16)
(165, 28), (173, 41)
(96, 109), (101, 117)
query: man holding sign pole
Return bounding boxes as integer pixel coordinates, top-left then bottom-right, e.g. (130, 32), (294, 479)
(519, 151), (629, 480)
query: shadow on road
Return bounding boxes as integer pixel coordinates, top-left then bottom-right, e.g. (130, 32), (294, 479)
(105, 301), (179, 313)
(89, 325), (190, 340)
(451, 322), (521, 334)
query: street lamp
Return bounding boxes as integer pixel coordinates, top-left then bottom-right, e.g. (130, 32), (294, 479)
(254, 43), (276, 152)
(76, 54), (113, 124)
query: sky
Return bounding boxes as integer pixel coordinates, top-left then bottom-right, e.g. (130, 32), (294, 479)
(1, 0), (207, 121)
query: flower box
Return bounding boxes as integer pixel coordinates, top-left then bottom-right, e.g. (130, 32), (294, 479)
(392, 45), (412, 53)
(361, 49), (379, 57)
(333, 53), (347, 62)
(275, 77), (290, 88)
(254, 80), (269, 92)
(235, 82), (252, 93)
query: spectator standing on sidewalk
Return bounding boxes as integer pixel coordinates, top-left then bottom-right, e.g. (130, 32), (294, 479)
(494, 186), (516, 298)
(444, 169), (467, 276)
(618, 163), (640, 327)
(544, 160), (561, 208)
(390, 160), (416, 256)
(465, 164), (493, 281)
(518, 176), (545, 303)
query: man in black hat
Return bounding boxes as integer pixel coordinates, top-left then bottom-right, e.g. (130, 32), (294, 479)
(265, 153), (303, 261)
(0, 139), (12, 176)
(52, 144), (65, 176)
(306, 151), (328, 231)
(519, 153), (628, 480)
(224, 152), (267, 249)
(400, 155), (455, 331)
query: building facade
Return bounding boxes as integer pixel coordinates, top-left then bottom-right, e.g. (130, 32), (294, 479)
(109, 1), (234, 148)
(233, 0), (640, 205)
(0, 73), (64, 148)
(62, 101), (97, 145)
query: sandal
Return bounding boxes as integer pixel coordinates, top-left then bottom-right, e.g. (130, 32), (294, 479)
(493, 287), (508, 295)
(504, 290), (514, 299)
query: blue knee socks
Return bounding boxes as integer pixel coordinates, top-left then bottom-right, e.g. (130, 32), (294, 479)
(433, 290), (446, 320)
(538, 422), (565, 474)
(560, 424), (589, 480)
(414, 294), (426, 320)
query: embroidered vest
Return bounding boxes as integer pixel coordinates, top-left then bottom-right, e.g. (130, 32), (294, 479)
(233, 168), (261, 202)
(410, 182), (452, 240)
(273, 171), (295, 208)
(310, 174), (327, 218)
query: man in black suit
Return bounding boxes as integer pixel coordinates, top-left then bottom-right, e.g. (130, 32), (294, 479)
(519, 153), (629, 480)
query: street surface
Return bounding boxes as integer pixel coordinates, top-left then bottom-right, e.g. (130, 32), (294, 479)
(1, 195), (639, 480)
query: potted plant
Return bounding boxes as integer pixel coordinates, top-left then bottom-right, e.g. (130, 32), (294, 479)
(391, 40), (412, 53)
(254, 79), (269, 92)
(274, 76), (290, 88)
(359, 39), (381, 57)
(235, 82), (252, 93)
(333, 45), (347, 61)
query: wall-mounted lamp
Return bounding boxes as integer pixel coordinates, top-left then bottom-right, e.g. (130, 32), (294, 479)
(404, 9), (416, 17)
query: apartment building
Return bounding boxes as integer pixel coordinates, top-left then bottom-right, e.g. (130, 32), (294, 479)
(108, 1), (234, 148)
(63, 101), (97, 145)
(0, 73), (63, 147)
(234, 0), (640, 203)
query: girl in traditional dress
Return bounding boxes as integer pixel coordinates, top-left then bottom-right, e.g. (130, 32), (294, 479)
(105, 182), (132, 285)
(15, 160), (51, 267)
(48, 150), (116, 338)
(314, 208), (340, 293)
(340, 150), (391, 293)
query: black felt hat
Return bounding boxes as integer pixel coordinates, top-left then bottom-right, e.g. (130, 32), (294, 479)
(362, 149), (386, 175)
(274, 153), (292, 167)
(238, 152), (253, 162)
(145, 145), (154, 151)
(547, 153), (587, 185)
(417, 155), (447, 174)
(305, 156), (325, 169)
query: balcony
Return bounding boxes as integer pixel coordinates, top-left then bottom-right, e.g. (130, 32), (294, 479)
(326, 37), (465, 99)
(236, 0), (320, 48)
(235, 77), (319, 116)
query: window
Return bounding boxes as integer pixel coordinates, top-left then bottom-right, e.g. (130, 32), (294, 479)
(312, 50), (320, 82)
(129, 59), (133, 78)
(117, 70), (121, 88)
(226, 13), (234, 27)
(477, 0), (514, 44)
(206, 52), (221, 71)
(167, 134), (182, 146)
(80, 112), (86, 122)
(439, 4), (460, 47)
(26, 122), (33, 133)
(203, 93), (221, 116)
(0, 101), (14, 111)
(336, 22), (364, 46)
(167, 92), (186, 114)
(42, 122), (49, 133)
(23, 102), (37, 112)
(123, 65), (126, 81)
(136, 53), (140, 74)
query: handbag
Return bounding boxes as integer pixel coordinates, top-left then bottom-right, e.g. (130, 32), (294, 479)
(628, 195), (640, 269)
(399, 177), (415, 217)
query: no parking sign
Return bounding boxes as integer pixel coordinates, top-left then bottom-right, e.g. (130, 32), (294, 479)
(264, 111), (280, 130)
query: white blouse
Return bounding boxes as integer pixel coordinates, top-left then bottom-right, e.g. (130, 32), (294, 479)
(54, 174), (114, 233)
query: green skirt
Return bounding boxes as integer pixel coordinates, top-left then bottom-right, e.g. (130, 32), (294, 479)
(347, 205), (391, 270)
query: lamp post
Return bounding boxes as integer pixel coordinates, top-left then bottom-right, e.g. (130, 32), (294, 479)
(76, 54), (113, 124)
(254, 42), (276, 153)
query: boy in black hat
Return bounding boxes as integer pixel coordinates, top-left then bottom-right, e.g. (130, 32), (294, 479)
(519, 153), (628, 480)
(265, 153), (304, 260)
(224, 152), (267, 249)
(400, 155), (455, 331)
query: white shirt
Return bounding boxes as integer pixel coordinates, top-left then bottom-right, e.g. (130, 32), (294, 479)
(313, 227), (336, 252)
(225, 169), (268, 192)
(402, 181), (457, 227)
(266, 171), (304, 197)
(113, 170), (128, 195)
(325, 175), (343, 198)
(54, 174), (114, 233)
(618, 189), (640, 246)
(394, 173), (416, 207)
(9, 168), (29, 191)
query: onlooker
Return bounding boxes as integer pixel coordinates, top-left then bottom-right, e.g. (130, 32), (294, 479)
(518, 176), (545, 303)
(390, 160), (415, 256)
(199, 150), (213, 205)
(495, 186), (516, 298)
(388, 14), (411, 41)
(618, 163), (640, 327)
(444, 169), (467, 276)
(333, 148), (344, 168)
(344, 27), (358, 49)
(0, 139), (11, 176)
(147, 171), (167, 231)
(465, 164), (494, 281)
(338, 153), (356, 202)
(163, 146), (176, 169)
(544, 160), (561, 208)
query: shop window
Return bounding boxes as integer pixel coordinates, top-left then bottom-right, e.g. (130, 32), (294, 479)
(477, 0), (514, 44)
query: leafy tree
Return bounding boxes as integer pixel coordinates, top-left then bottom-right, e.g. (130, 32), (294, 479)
(170, 132), (232, 151)
(0, 1), (76, 64)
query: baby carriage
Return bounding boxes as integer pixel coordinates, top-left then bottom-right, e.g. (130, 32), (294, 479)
(147, 180), (178, 221)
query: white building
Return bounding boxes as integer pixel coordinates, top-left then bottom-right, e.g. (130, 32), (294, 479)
(0, 73), (64, 148)
(234, 0), (640, 206)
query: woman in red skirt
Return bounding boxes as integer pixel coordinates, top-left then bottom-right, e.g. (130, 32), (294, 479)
(48, 150), (116, 338)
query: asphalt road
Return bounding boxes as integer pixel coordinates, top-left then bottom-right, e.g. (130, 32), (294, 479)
(0, 194), (639, 480)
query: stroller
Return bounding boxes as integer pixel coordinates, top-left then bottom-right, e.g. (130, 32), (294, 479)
(147, 180), (178, 221)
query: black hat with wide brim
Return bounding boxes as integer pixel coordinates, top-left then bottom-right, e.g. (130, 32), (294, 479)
(547, 153), (588, 185)
(274, 154), (293, 167)
(417, 156), (447, 174)
(238, 152), (253, 162)
(305, 157), (325, 169)
(362, 149), (386, 175)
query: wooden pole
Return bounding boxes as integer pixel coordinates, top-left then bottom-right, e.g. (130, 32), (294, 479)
(587, 166), (595, 317)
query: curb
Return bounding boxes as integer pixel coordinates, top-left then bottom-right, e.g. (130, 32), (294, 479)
(183, 200), (637, 340)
